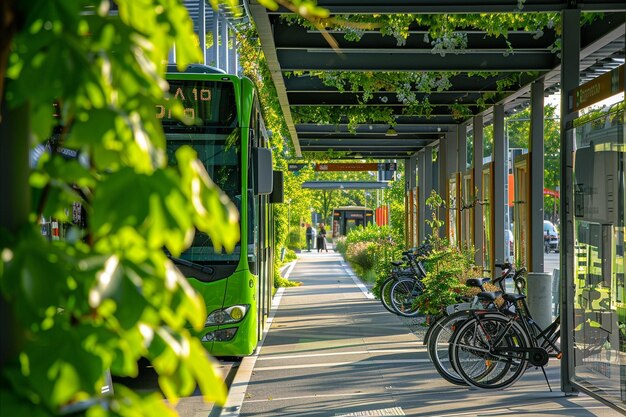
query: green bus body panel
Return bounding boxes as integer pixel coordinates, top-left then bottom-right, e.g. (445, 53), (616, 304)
(165, 70), (265, 357)
(188, 270), (258, 356)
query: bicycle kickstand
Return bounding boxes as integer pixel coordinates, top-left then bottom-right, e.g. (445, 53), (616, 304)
(540, 366), (553, 392)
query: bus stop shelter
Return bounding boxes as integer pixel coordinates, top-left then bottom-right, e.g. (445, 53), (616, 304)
(178, 0), (626, 410)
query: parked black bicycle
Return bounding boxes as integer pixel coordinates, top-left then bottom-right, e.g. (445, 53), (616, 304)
(426, 263), (525, 385)
(448, 274), (561, 390)
(379, 244), (430, 317)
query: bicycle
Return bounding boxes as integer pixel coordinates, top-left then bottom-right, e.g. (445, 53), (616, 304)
(379, 245), (430, 317)
(448, 275), (561, 390)
(386, 259), (427, 317)
(426, 263), (524, 386)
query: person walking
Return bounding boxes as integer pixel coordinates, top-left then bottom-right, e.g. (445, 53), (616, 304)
(305, 224), (313, 252)
(317, 223), (328, 252)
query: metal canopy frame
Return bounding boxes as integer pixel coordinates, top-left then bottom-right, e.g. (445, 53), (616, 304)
(247, 0), (625, 159)
(301, 181), (391, 189)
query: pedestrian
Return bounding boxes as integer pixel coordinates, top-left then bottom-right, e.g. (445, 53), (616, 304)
(305, 224), (313, 252)
(317, 223), (328, 252)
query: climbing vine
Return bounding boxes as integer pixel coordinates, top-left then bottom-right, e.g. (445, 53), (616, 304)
(291, 105), (397, 131)
(281, 13), (564, 50)
(280, 12), (603, 122)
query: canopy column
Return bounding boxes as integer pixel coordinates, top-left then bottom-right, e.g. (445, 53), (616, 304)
(445, 127), (459, 242)
(405, 156), (418, 247)
(457, 125), (467, 173)
(418, 147), (433, 242)
(472, 116), (484, 267)
(530, 79), (546, 273)
(493, 104), (507, 269)
(198, 0), (206, 64)
(219, 14), (229, 71)
(560, 8), (580, 395)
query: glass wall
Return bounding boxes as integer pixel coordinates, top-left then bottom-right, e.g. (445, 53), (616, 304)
(572, 107), (625, 405)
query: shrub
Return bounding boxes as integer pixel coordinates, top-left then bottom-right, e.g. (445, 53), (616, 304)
(339, 224), (405, 289)
(346, 241), (377, 273)
(415, 240), (482, 316)
(334, 235), (347, 255)
(273, 249), (301, 288)
(287, 229), (302, 250)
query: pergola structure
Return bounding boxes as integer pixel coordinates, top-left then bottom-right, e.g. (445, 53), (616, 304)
(246, 1), (624, 159)
(240, 0), (626, 410)
(240, 0), (626, 406)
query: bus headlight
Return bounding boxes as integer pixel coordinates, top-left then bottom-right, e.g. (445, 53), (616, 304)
(205, 305), (249, 326)
(201, 327), (238, 342)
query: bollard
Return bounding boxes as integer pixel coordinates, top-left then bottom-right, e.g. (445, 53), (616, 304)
(526, 272), (553, 330)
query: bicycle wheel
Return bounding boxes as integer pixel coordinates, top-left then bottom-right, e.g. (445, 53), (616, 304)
(423, 313), (446, 346)
(380, 276), (419, 316)
(450, 313), (529, 390)
(427, 310), (474, 385)
(379, 276), (399, 315)
(389, 277), (424, 317)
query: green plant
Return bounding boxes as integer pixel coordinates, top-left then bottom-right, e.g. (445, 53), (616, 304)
(346, 241), (377, 273)
(287, 229), (302, 250)
(1, 1), (247, 415)
(343, 224), (404, 291)
(408, 191), (484, 316)
(334, 236), (347, 255)
(416, 242), (481, 316)
(425, 189), (446, 238)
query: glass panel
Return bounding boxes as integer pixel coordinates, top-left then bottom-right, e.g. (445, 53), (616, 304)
(162, 79), (241, 264)
(346, 219), (358, 235)
(449, 175), (458, 247)
(461, 171), (473, 249)
(514, 154), (530, 268)
(165, 132), (242, 263)
(467, 128), (474, 170)
(572, 108), (625, 403)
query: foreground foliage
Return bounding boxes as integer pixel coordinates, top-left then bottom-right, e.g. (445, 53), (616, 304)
(0, 1), (245, 416)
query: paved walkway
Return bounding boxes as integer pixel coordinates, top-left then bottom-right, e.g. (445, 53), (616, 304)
(222, 251), (622, 417)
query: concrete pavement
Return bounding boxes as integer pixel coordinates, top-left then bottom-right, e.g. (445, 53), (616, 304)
(222, 250), (622, 417)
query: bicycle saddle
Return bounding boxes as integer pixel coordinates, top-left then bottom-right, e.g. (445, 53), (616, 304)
(477, 291), (502, 301)
(465, 277), (490, 288)
(503, 293), (526, 302)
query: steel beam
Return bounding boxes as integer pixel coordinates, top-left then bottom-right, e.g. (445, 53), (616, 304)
(273, 23), (557, 50)
(301, 181), (391, 189)
(246, 1), (301, 156)
(473, 116), (484, 267)
(560, 8), (580, 396)
(493, 104), (506, 268)
(530, 80), (545, 273)
(266, 0), (625, 14)
(283, 73), (522, 93)
(277, 49), (556, 72)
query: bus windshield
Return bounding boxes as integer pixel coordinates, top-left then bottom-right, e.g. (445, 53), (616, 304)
(166, 130), (242, 263)
(161, 79), (242, 264)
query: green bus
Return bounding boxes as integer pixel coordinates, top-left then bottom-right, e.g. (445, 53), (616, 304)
(160, 64), (279, 356)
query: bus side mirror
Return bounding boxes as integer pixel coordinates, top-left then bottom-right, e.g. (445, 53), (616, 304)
(269, 170), (284, 204)
(252, 147), (273, 195)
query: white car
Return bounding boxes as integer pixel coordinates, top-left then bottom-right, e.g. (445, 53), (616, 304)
(543, 220), (559, 253)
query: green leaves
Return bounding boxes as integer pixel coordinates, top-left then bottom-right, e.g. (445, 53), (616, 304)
(175, 146), (240, 253)
(2, 0), (243, 415)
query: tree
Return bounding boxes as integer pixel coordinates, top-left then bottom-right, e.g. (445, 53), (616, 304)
(0, 1), (244, 416)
